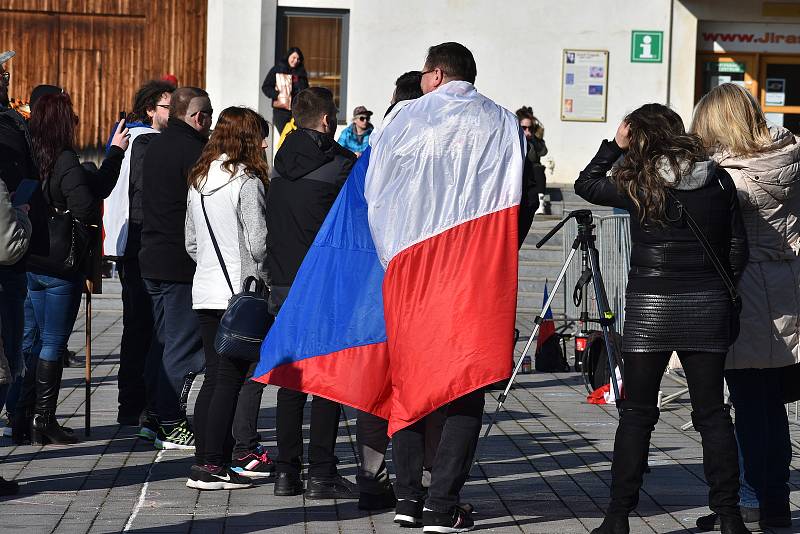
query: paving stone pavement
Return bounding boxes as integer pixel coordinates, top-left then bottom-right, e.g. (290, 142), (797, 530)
(1, 302), (799, 533)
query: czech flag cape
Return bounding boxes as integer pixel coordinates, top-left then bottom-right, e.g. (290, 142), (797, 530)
(254, 81), (524, 435)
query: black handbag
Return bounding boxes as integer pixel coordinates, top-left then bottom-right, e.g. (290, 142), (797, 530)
(200, 194), (272, 362)
(26, 177), (90, 275)
(667, 190), (742, 343)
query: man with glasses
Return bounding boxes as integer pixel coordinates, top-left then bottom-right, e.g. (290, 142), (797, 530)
(138, 87), (210, 450)
(337, 105), (373, 157)
(102, 80), (175, 430)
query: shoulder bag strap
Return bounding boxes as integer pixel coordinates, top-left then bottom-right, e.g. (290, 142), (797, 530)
(200, 194), (235, 295)
(666, 189), (739, 301)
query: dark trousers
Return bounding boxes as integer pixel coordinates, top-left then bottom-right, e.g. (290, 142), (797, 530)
(272, 109), (291, 137)
(0, 269), (28, 412)
(276, 387), (341, 477)
(143, 279), (204, 424)
(726, 367), (791, 517)
(607, 351), (740, 518)
(393, 389), (484, 512)
(356, 408), (445, 494)
(231, 363), (265, 457)
(193, 310), (251, 466)
(117, 258), (155, 419)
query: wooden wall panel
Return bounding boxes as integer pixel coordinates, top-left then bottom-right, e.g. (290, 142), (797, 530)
(0, 0), (206, 149)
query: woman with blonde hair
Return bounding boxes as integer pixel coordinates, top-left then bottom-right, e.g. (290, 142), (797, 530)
(691, 82), (799, 532)
(576, 103), (749, 534)
(183, 106), (271, 490)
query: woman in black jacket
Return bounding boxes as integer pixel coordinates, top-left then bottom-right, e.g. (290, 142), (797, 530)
(261, 47), (309, 133)
(23, 92), (127, 445)
(576, 104), (750, 534)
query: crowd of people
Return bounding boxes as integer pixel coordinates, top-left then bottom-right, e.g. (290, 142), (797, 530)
(0, 38), (796, 534)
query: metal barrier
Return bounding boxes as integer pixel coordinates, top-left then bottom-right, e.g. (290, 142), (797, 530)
(561, 213), (631, 331)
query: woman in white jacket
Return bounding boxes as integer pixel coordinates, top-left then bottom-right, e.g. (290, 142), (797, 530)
(183, 107), (270, 490)
(692, 83), (800, 532)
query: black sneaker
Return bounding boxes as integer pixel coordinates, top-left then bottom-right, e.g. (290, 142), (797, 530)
(359, 486), (397, 511)
(274, 472), (304, 496)
(423, 506), (475, 533)
(231, 445), (275, 478)
(155, 420), (195, 450)
(117, 411), (141, 426)
(185, 464), (252, 490)
(394, 499), (423, 527)
(306, 474), (358, 499)
(696, 507), (761, 532)
(136, 414), (160, 442)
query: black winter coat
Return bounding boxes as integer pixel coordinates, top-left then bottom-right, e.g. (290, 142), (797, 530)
(575, 139), (748, 294)
(139, 118), (206, 283)
(261, 61), (309, 102)
(266, 128), (356, 290)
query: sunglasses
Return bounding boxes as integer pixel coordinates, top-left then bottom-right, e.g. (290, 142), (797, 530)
(521, 125), (532, 131)
(356, 115), (369, 121)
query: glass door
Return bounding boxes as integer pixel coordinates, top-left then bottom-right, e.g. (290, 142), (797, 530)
(695, 53), (758, 102)
(760, 55), (800, 134)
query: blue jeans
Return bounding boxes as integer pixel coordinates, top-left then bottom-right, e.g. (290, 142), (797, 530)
(0, 269), (28, 410)
(143, 279), (204, 424)
(726, 367), (792, 517)
(26, 272), (83, 362)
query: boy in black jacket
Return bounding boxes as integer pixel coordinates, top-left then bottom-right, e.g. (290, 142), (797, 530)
(266, 87), (358, 499)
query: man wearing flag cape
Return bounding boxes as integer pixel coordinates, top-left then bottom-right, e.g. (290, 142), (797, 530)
(255, 42), (533, 532)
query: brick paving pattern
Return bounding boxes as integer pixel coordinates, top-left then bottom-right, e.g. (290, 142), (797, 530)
(1, 305), (798, 533)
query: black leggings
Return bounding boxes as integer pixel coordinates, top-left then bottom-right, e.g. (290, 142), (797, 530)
(623, 351), (726, 410)
(194, 310), (251, 467)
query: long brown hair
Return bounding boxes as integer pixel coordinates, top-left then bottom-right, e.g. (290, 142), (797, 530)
(613, 103), (707, 224)
(188, 106), (270, 189)
(29, 92), (78, 181)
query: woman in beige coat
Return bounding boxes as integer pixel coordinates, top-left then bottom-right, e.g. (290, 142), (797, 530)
(692, 83), (800, 532)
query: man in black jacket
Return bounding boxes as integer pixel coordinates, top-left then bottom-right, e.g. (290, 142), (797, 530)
(138, 87), (211, 450)
(267, 87), (358, 499)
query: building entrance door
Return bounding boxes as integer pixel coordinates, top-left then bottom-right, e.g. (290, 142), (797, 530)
(760, 55), (800, 132)
(696, 53), (758, 100)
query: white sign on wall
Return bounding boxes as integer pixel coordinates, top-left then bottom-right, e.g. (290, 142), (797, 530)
(699, 22), (800, 53)
(561, 49), (609, 122)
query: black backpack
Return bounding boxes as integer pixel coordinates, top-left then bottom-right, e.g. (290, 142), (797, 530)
(582, 331), (623, 391)
(534, 334), (569, 372)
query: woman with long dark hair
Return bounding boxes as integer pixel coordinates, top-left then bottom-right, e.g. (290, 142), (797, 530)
(575, 104), (750, 534)
(261, 47), (309, 133)
(25, 92), (128, 444)
(691, 83), (799, 532)
(184, 106), (270, 490)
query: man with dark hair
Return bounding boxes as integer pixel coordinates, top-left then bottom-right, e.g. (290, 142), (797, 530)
(421, 42), (477, 86)
(103, 80), (175, 427)
(384, 42), (536, 533)
(266, 86), (358, 498)
(138, 86), (211, 449)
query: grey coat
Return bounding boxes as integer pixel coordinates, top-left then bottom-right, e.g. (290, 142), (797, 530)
(714, 126), (800, 369)
(0, 178), (31, 266)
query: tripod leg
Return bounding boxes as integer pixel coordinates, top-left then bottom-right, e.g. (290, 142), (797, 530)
(483, 243), (580, 438)
(586, 246), (624, 404)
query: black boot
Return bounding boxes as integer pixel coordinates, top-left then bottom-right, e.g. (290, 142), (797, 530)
(692, 405), (741, 521)
(590, 515), (629, 534)
(10, 408), (32, 445)
(0, 476), (19, 496)
(31, 359), (77, 445)
(720, 515), (752, 534)
(596, 401), (660, 532)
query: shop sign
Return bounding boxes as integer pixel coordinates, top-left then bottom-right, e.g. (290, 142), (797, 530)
(699, 22), (800, 53)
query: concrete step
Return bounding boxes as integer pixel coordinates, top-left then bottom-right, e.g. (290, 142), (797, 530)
(519, 260), (565, 279)
(519, 244), (562, 262)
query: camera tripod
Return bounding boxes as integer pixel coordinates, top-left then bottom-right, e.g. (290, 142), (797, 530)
(484, 209), (624, 437)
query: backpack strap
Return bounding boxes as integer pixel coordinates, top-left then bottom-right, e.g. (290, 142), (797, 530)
(200, 194), (235, 296)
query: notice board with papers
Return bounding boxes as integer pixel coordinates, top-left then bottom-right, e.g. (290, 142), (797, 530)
(561, 49), (609, 122)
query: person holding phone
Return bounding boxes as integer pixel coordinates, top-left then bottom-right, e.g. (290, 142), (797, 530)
(21, 91), (128, 445)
